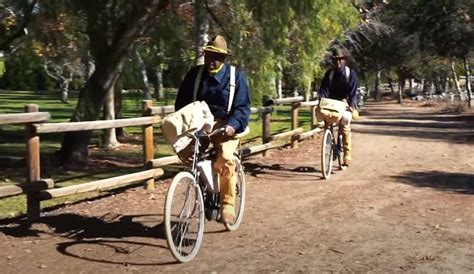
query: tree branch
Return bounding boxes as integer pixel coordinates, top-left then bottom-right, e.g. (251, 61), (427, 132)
(0, 0), (38, 52)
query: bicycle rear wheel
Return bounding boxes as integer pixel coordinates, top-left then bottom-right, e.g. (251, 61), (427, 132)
(224, 158), (246, 231)
(337, 133), (344, 169)
(321, 129), (334, 179)
(164, 171), (205, 263)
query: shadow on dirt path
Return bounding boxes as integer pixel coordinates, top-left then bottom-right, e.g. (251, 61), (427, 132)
(354, 102), (474, 144)
(244, 162), (319, 178)
(0, 213), (178, 267)
(0, 213), (164, 239)
(393, 171), (474, 195)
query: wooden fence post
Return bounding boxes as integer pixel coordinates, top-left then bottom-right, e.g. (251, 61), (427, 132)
(262, 109), (271, 157)
(311, 105), (318, 129)
(310, 105), (318, 140)
(291, 103), (299, 148)
(142, 100), (155, 190)
(25, 104), (41, 222)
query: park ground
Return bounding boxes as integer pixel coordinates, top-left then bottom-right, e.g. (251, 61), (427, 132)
(0, 100), (473, 272)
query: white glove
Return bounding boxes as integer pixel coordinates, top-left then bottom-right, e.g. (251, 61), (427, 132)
(224, 125), (236, 136)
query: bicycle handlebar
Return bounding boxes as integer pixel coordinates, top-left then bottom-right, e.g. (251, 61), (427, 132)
(195, 127), (226, 138)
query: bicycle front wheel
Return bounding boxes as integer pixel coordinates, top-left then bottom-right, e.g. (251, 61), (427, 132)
(224, 158), (246, 231)
(321, 129), (334, 179)
(164, 171), (205, 263)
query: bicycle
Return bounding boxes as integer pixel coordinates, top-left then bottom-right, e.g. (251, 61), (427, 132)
(321, 121), (344, 179)
(164, 127), (246, 263)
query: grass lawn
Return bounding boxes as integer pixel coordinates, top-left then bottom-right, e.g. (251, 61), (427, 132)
(0, 89), (314, 218)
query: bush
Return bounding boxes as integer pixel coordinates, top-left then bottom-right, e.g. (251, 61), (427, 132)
(0, 48), (55, 91)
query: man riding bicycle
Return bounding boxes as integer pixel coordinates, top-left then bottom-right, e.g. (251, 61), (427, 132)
(175, 35), (251, 224)
(319, 48), (358, 168)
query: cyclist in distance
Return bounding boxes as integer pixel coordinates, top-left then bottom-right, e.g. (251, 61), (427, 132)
(319, 48), (358, 168)
(175, 35), (251, 224)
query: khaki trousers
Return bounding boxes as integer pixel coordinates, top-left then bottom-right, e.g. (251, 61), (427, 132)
(210, 121), (240, 212)
(321, 98), (352, 163)
(339, 123), (351, 162)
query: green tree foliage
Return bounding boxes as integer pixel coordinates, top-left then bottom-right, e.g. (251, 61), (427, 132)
(208, 0), (358, 102)
(1, 43), (54, 90)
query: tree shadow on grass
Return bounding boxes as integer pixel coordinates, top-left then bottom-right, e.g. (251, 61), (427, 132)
(392, 171), (474, 195)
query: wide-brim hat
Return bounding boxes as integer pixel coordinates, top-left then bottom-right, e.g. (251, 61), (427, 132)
(332, 48), (347, 59)
(203, 35), (231, 55)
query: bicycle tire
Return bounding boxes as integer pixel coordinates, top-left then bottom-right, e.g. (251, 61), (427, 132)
(337, 133), (344, 169)
(164, 171), (205, 263)
(224, 158), (246, 231)
(321, 128), (334, 179)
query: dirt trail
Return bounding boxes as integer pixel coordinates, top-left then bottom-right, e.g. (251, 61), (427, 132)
(1, 101), (473, 273)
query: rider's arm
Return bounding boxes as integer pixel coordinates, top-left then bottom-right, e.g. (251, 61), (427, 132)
(226, 70), (251, 134)
(319, 70), (331, 99)
(347, 69), (358, 110)
(175, 66), (199, 111)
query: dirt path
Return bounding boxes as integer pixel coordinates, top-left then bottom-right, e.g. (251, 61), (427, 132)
(1, 101), (473, 273)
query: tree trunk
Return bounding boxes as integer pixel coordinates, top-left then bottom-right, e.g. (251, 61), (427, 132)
(276, 78), (282, 99)
(103, 85), (120, 149)
(59, 0), (169, 166)
(408, 78), (413, 96)
(83, 55), (95, 80)
(397, 77), (404, 103)
(444, 77), (449, 93)
(374, 70), (381, 101)
(387, 76), (394, 94)
(194, 0), (209, 66)
(305, 82), (311, 102)
(115, 79), (125, 137)
(153, 65), (164, 100)
(59, 78), (70, 103)
(60, 64), (123, 165)
(135, 49), (152, 99)
(451, 60), (461, 94)
(464, 57), (472, 107)
(42, 62), (70, 103)
(365, 80), (370, 99)
(430, 82), (435, 99)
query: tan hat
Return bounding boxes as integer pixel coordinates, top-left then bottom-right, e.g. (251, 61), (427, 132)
(203, 35), (231, 55)
(332, 48), (347, 59)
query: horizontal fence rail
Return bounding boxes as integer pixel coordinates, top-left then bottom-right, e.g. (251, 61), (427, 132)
(34, 116), (162, 133)
(0, 112), (50, 125)
(0, 179), (54, 199)
(149, 105), (273, 116)
(39, 168), (164, 200)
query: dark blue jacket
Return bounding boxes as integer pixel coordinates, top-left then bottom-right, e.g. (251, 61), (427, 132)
(319, 66), (358, 109)
(175, 64), (251, 133)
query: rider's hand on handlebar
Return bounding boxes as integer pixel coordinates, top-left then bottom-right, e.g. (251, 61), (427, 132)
(201, 123), (212, 133)
(224, 125), (235, 136)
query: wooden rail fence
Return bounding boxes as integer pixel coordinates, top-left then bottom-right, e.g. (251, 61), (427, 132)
(0, 96), (321, 222)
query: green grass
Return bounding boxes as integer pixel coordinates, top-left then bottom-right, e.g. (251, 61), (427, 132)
(0, 89), (314, 219)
